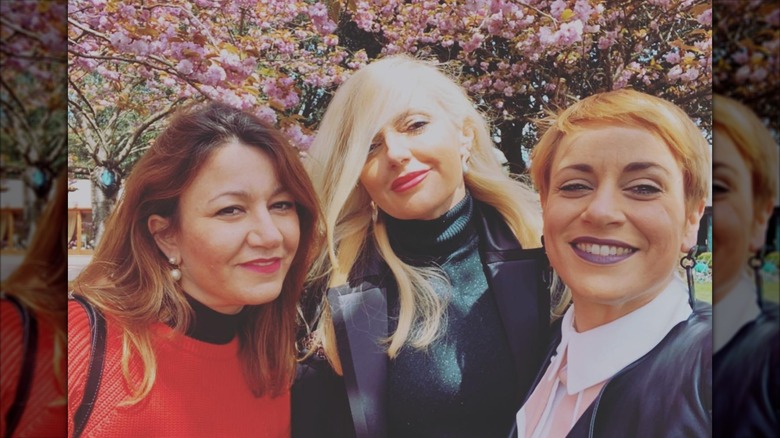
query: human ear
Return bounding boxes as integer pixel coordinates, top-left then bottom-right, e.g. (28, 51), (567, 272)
(680, 199), (705, 252)
(459, 122), (475, 161)
(748, 199), (774, 252)
(148, 214), (179, 261)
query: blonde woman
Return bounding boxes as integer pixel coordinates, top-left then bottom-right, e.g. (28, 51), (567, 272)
(1, 171), (67, 437)
(293, 55), (551, 438)
(68, 102), (321, 436)
(513, 89), (711, 437)
(711, 94), (778, 437)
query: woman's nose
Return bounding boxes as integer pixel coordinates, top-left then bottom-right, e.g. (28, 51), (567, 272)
(246, 212), (283, 248)
(580, 186), (625, 226)
(383, 133), (412, 165)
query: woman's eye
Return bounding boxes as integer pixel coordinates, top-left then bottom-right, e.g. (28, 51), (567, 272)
(628, 184), (662, 196)
(407, 120), (428, 131)
(216, 206), (243, 216)
(559, 183), (591, 192)
(711, 181), (730, 195)
(271, 201), (295, 211)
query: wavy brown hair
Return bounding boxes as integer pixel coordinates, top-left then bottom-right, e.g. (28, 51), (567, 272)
(2, 171), (68, 400)
(71, 101), (321, 402)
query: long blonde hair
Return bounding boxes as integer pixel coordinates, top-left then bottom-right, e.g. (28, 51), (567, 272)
(1, 171), (68, 401)
(530, 89), (711, 317)
(71, 102), (321, 403)
(305, 55), (542, 374)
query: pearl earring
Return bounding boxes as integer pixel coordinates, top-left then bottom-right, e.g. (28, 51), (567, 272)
(462, 159), (470, 175)
(168, 256), (182, 282)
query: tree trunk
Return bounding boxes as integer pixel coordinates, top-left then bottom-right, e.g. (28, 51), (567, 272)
(90, 182), (119, 248)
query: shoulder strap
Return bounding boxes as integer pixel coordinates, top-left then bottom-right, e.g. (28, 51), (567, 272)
(70, 294), (107, 438)
(2, 293), (38, 438)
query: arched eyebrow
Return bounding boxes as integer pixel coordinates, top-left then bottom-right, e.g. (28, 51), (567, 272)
(559, 162), (671, 175)
(207, 185), (287, 204)
(623, 161), (671, 175)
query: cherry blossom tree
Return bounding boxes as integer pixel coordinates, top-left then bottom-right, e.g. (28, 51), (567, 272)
(1, 0), (68, 243)
(68, 65), (186, 242)
(69, 0), (711, 157)
(713, 0), (779, 137)
(68, 0), (711, 239)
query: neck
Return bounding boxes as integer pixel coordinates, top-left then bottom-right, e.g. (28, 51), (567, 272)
(383, 190), (475, 258)
(183, 293), (246, 344)
(571, 275), (675, 332)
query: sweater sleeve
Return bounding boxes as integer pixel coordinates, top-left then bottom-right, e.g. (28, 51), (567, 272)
(67, 299), (93, 437)
(0, 299), (24, 434)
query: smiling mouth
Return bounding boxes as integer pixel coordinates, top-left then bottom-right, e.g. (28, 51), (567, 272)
(574, 243), (636, 256)
(391, 170), (429, 192)
(240, 258), (282, 274)
(570, 241), (637, 264)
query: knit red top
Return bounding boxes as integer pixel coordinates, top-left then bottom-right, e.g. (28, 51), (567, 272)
(1, 298), (66, 437)
(67, 300), (290, 437)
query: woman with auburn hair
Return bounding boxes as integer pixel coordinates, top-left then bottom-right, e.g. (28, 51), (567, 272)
(711, 94), (778, 437)
(293, 54), (551, 438)
(511, 89), (711, 437)
(1, 171), (67, 437)
(67, 102), (321, 437)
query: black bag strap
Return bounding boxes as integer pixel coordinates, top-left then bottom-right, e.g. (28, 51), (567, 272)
(2, 293), (38, 438)
(69, 294), (107, 438)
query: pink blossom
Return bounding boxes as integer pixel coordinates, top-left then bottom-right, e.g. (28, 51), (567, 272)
(308, 3), (337, 35)
(557, 20), (584, 46)
(735, 65), (751, 83)
(254, 106), (278, 125)
(283, 124), (313, 151)
(461, 33), (486, 53)
(667, 65), (683, 81)
(767, 8), (780, 27)
(680, 67), (700, 83)
(696, 8), (711, 26)
(598, 30), (617, 50)
(750, 68), (768, 82)
(574, 0), (594, 21)
(664, 51), (680, 64)
(202, 64), (227, 85)
(176, 59), (194, 75)
(550, 0), (567, 19)
(730, 50), (749, 65)
(109, 31), (132, 50)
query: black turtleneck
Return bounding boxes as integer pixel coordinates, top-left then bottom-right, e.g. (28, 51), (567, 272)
(384, 192), (519, 438)
(182, 294), (245, 345)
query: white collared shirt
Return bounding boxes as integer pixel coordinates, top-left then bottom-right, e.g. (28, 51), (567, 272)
(516, 277), (692, 437)
(713, 272), (761, 353)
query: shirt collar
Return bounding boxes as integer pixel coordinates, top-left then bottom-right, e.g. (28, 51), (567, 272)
(560, 276), (692, 394)
(713, 271), (761, 353)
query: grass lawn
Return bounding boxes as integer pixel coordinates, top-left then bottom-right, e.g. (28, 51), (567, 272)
(764, 280), (779, 303)
(695, 281), (712, 303)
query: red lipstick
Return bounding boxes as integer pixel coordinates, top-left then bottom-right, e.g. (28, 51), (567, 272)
(391, 170), (429, 192)
(240, 258), (281, 274)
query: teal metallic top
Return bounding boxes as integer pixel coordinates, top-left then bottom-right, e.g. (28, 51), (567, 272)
(384, 192), (519, 438)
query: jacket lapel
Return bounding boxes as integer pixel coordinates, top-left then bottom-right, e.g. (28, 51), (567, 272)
(475, 203), (551, 401)
(329, 280), (388, 438)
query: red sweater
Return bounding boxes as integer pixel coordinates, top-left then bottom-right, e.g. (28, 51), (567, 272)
(67, 301), (290, 437)
(1, 298), (66, 437)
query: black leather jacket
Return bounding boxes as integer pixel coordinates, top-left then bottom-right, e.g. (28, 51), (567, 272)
(713, 301), (779, 437)
(292, 202), (551, 438)
(510, 302), (712, 438)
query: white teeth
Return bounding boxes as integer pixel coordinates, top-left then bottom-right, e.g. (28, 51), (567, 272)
(575, 243), (633, 256)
